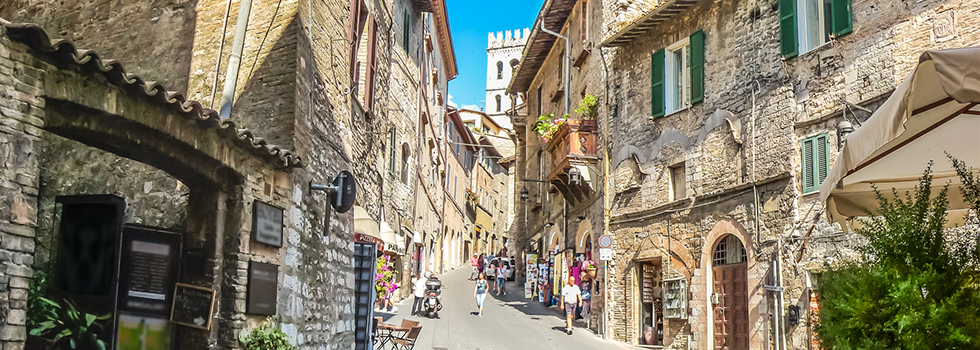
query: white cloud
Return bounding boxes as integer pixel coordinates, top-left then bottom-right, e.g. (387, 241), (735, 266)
(461, 104), (480, 111)
(447, 94), (458, 108)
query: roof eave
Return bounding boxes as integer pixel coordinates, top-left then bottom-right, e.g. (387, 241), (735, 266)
(601, 0), (701, 48)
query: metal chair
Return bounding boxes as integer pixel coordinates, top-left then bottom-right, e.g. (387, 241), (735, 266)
(391, 326), (422, 350)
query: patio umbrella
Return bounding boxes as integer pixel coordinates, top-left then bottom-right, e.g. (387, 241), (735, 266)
(820, 47), (980, 229)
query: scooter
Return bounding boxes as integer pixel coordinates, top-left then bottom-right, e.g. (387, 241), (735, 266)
(423, 276), (443, 318)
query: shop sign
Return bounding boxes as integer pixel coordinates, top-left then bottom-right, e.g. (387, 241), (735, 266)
(118, 226), (181, 316)
(170, 283), (216, 330)
(253, 201), (284, 247)
(385, 242), (405, 256)
(354, 233), (384, 247)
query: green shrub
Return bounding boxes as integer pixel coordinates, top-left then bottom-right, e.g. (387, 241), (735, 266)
(241, 318), (293, 350)
(816, 159), (980, 349)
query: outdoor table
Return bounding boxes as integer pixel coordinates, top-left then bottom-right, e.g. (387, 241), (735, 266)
(375, 323), (410, 349)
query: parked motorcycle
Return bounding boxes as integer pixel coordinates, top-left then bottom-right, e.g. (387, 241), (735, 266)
(423, 275), (443, 318)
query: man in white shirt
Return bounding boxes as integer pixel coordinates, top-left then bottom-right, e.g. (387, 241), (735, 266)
(412, 272), (427, 316)
(560, 276), (582, 335)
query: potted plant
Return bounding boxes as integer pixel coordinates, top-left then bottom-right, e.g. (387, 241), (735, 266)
(575, 94), (599, 121)
(465, 188), (479, 204)
(584, 260), (597, 279)
(533, 114), (567, 143)
(30, 296), (111, 350)
(240, 317), (293, 350)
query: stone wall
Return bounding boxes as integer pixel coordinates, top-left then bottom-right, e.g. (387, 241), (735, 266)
(0, 0), (198, 92)
(0, 28), (43, 349)
(601, 0), (980, 348)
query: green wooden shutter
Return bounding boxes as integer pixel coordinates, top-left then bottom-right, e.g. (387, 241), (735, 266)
(802, 137), (816, 193)
(816, 133), (829, 186)
(779, 0), (798, 58)
(831, 0), (853, 38)
(651, 50), (665, 118)
(690, 30), (705, 104)
(389, 128), (397, 174)
(403, 10), (411, 52)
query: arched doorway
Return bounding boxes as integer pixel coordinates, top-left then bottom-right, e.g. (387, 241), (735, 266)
(712, 234), (748, 350)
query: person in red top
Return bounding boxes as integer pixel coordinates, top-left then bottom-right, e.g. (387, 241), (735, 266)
(469, 253), (479, 280)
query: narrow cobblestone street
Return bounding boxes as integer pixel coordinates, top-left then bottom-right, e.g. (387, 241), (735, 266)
(378, 268), (624, 350)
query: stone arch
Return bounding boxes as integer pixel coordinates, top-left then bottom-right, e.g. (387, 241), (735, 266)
(2, 23), (302, 349)
(699, 219), (760, 350)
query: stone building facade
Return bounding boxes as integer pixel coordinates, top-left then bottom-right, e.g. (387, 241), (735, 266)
(597, 0), (980, 349)
(508, 0), (608, 332)
(0, 0), (458, 349)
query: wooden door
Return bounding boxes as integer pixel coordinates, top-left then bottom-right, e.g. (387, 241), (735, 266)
(713, 263), (748, 350)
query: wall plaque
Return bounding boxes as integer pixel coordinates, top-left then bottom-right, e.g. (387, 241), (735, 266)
(170, 283), (215, 330)
(247, 261), (279, 315)
(253, 201), (284, 247)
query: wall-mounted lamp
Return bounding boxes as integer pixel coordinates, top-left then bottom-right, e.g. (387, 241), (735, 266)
(568, 166), (582, 186)
(838, 120), (855, 148)
(520, 186), (530, 201)
(787, 305), (801, 327)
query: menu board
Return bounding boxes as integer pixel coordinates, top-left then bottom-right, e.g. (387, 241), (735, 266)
(170, 283), (215, 330)
(118, 226), (181, 315)
(253, 201), (284, 247)
(247, 261), (279, 315)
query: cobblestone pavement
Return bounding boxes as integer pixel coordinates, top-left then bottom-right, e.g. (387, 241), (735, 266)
(375, 267), (631, 350)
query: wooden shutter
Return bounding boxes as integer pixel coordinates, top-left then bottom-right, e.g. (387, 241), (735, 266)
(403, 10), (410, 52)
(802, 137), (816, 193)
(689, 30), (705, 104)
(365, 15), (378, 112)
(779, 0), (798, 58)
(389, 129), (397, 174)
(651, 50), (665, 118)
(816, 134), (829, 186)
(348, 0), (362, 81)
(831, 0), (853, 38)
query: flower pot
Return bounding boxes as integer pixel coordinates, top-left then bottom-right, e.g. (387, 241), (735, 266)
(585, 268), (597, 279)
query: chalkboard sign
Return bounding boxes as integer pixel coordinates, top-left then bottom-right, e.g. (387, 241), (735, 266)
(170, 283), (215, 330)
(253, 201), (284, 247)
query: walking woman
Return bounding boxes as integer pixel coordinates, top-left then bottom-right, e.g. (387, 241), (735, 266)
(473, 272), (489, 317)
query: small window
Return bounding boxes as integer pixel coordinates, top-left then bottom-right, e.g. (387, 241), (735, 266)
(401, 143), (411, 184)
(670, 163), (686, 201)
(780, 0), (852, 58)
(666, 39), (690, 115)
(495, 95), (502, 112)
(388, 128), (397, 175)
(536, 86), (543, 116)
(712, 234), (747, 266)
(580, 0), (589, 43)
(496, 61), (504, 80)
(801, 133), (830, 193)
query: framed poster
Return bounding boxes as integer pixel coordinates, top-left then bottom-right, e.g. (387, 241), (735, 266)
(117, 313), (172, 350)
(170, 283), (216, 330)
(247, 261), (279, 315)
(253, 201), (284, 247)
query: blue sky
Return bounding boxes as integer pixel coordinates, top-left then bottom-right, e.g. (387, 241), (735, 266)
(446, 0), (545, 110)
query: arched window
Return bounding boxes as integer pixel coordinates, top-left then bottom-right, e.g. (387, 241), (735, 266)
(496, 61), (504, 79)
(495, 95), (502, 112)
(712, 234), (747, 266)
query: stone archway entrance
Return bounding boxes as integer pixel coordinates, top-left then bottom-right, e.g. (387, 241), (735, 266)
(711, 234), (749, 350)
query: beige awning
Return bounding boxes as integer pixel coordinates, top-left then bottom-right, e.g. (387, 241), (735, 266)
(821, 47), (980, 229)
(353, 205), (381, 239)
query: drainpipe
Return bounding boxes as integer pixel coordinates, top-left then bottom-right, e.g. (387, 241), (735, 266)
(208, 0), (234, 109)
(539, 22), (571, 116)
(598, 44), (612, 340)
(218, 0), (254, 119)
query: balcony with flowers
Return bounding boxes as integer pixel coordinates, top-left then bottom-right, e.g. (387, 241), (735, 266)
(535, 95), (600, 203)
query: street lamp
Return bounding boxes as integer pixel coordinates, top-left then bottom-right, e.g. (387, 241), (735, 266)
(838, 120), (854, 147)
(520, 186), (530, 201)
(568, 167), (582, 186)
